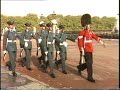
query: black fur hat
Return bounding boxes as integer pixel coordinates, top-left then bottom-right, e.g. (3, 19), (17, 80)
(7, 20), (15, 25)
(81, 14), (91, 27)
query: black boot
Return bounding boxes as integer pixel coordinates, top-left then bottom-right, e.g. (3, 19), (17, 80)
(21, 57), (26, 67)
(26, 67), (32, 71)
(41, 64), (47, 73)
(87, 78), (95, 83)
(49, 73), (56, 78)
(62, 70), (67, 74)
(12, 72), (17, 76)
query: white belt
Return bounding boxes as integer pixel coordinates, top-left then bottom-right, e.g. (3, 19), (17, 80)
(85, 40), (92, 43)
(47, 42), (52, 44)
(7, 40), (16, 42)
(24, 39), (31, 42)
(60, 43), (64, 45)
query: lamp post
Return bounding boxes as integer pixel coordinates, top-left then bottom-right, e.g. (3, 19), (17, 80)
(51, 11), (58, 34)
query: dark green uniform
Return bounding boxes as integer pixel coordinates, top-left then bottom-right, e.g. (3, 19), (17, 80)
(55, 32), (67, 73)
(37, 29), (48, 69)
(3, 29), (21, 75)
(21, 30), (35, 69)
(54, 32), (61, 61)
(47, 31), (55, 74)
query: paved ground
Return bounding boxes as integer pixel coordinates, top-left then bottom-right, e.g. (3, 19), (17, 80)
(1, 37), (119, 89)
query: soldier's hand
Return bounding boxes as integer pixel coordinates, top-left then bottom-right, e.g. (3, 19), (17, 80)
(45, 51), (48, 55)
(38, 47), (40, 50)
(38, 38), (42, 43)
(103, 43), (106, 48)
(63, 42), (68, 47)
(3, 50), (7, 54)
(52, 39), (55, 44)
(57, 51), (60, 54)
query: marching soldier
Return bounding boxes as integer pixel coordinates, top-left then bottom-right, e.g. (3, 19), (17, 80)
(21, 23), (36, 71)
(45, 22), (56, 78)
(36, 21), (46, 61)
(37, 22), (48, 72)
(54, 28), (61, 69)
(77, 14), (106, 82)
(54, 25), (68, 74)
(3, 20), (22, 76)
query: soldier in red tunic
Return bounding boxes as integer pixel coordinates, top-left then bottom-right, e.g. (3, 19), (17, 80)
(77, 14), (106, 82)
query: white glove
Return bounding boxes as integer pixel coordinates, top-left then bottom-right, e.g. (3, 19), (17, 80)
(38, 38), (42, 43)
(52, 39), (55, 44)
(38, 47), (40, 50)
(25, 42), (28, 47)
(45, 51), (48, 55)
(99, 40), (106, 47)
(63, 42), (68, 47)
(3, 50), (7, 54)
(57, 51), (60, 54)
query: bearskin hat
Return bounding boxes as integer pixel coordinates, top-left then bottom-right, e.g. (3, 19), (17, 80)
(81, 14), (91, 27)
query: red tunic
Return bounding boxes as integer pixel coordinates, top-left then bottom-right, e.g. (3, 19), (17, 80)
(78, 29), (102, 52)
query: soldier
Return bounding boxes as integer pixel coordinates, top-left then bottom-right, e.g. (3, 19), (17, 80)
(54, 28), (61, 69)
(37, 22), (48, 72)
(45, 22), (56, 78)
(36, 21), (46, 61)
(77, 14), (106, 82)
(54, 25), (68, 74)
(3, 20), (22, 76)
(21, 23), (36, 71)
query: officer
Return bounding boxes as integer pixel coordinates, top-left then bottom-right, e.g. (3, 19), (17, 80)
(78, 14), (106, 82)
(45, 22), (56, 78)
(37, 22), (48, 72)
(21, 23), (36, 71)
(36, 21), (46, 63)
(54, 25), (68, 74)
(3, 20), (21, 76)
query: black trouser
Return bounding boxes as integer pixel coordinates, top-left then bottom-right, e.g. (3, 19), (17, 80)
(24, 49), (32, 68)
(39, 51), (46, 64)
(84, 52), (93, 79)
(59, 52), (67, 71)
(48, 52), (54, 74)
(8, 51), (17, 72)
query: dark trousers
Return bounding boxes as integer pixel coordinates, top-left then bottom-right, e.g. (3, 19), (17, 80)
(8, 51), (16, 72)
(39, 51), (46, 64)
(48, 52), (54, 74)
(60, 52), (67, 71)
(84, 52), (93, 79)
(24, 49), (32, 68)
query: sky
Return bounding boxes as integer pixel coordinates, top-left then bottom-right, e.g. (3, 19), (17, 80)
(1, 0), (119, 17)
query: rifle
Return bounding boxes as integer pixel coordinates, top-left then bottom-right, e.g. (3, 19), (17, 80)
(20, 48), (23, 57)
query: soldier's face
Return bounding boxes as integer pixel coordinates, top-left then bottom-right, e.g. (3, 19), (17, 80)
(26, 26), (31, 30)
(9, 25), (14, 29)
(42, 26), (45, 30)
(85, 24), (91, 30)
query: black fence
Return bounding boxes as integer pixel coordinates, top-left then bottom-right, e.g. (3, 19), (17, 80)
(65, 31), (119, 42)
